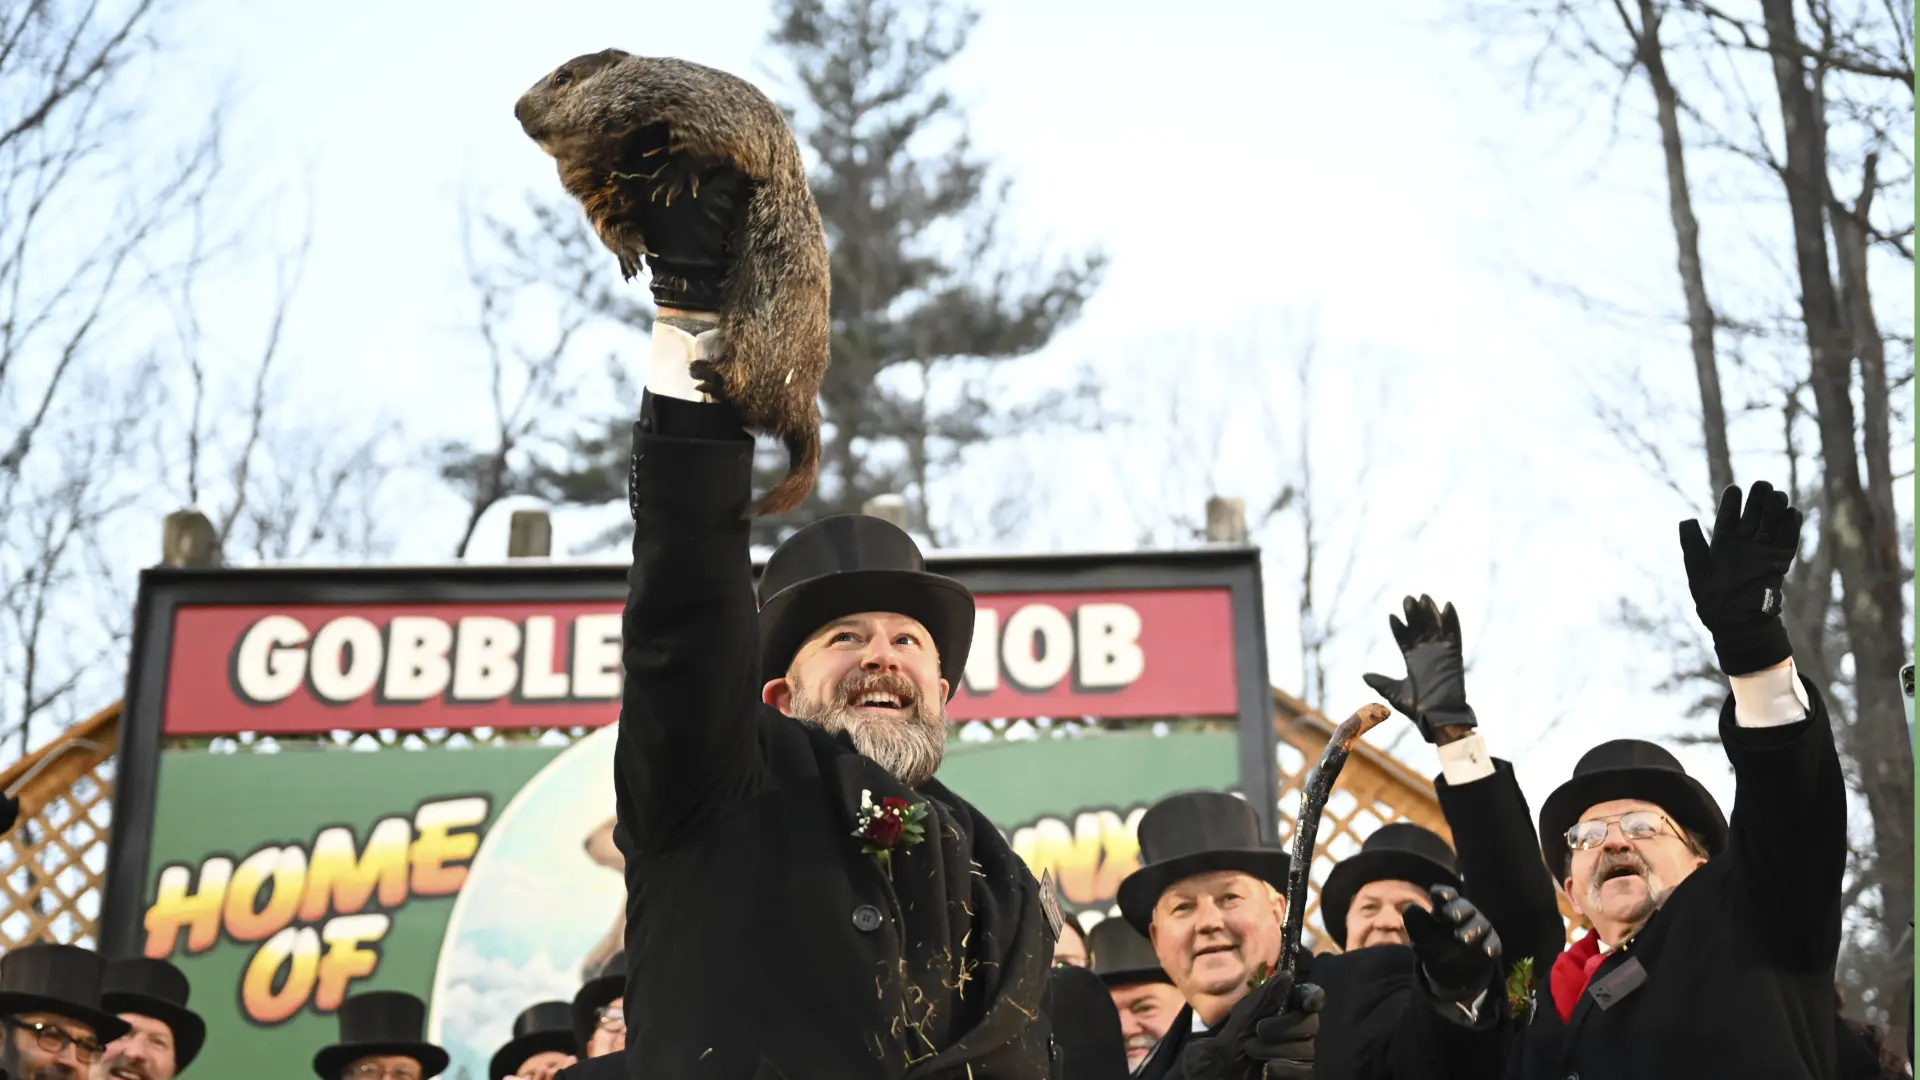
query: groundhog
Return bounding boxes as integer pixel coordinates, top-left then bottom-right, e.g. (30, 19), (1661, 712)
(515, 50), (829, 518)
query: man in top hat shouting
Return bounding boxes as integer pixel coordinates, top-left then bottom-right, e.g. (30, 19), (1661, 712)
(311, 990), (447, 1080)
(1088, 917), (1185, 1073)
(99, 958), (204, 1080)
(1118, 791), (1507, 1080)
(0, 943), (127, 1080)
(1509, 481), (1846, 1080)
(491, 1002), (577, 1080)
(611, 143), (1052, 1078)
(1359, 595), (1580, 1016)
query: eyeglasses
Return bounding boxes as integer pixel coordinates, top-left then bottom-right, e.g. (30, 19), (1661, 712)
(4, 1018), (106, 1063)
(595, 1006), (626, 1035)
(1565, 810), (1684, 851)
(346, 1064), (422, 1080)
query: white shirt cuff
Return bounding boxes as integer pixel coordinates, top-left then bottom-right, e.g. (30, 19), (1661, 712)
(647, 322), (720, 403)
(1729, 659), (1810, 727)
(1436, 733), (1496, 785)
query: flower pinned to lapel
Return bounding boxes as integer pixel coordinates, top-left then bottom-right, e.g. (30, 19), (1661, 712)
(1506, 956), (1536, 1021)
(853, 789), (929, 879)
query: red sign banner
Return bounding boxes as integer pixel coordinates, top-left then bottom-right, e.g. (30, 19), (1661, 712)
(164, 588), (1238, 736)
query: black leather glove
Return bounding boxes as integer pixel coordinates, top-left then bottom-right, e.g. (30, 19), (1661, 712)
(1181, 970), (1323, 1080)
(1362, 595), (1477, 743)
(624, 123), (750, 312)
(1404, 884), (1501, 1005)
(1678, 480), (1803, 676)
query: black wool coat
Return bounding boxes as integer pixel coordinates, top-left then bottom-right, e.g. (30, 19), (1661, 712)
(1509, 679), (1846, 1080)
(1132, 948), (1505, 1080)
(615, 393), (1056, 1080)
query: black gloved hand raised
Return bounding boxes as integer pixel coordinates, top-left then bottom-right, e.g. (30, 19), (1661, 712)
(1403, 884), (1502, 1006)
(1679, 480), (1804, 676)
(623, 122), (750, 312)
(1362, 595), (1477, 744)
(1181, 969), (1324, 1080)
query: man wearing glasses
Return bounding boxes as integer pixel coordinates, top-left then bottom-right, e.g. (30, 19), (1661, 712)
(0, 943), (127, 1080)
(568, 951), (625, 1060)
(1514, 481), (1845, 1079)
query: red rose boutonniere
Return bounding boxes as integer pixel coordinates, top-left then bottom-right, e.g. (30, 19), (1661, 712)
(853, 789), (929, 879)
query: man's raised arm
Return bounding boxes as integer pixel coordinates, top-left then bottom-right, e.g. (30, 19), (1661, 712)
(1680, 481), (1846, 969)
(611, 152), (770, 854)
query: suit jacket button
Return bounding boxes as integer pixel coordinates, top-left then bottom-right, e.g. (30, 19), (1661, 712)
(851, 904), (884, 932)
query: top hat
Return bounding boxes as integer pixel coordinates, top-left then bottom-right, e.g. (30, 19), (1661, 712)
(1087, 916), (1170, 988)
(1318, 823), (1462, 951)
(310, 991), (448, 1080)
(570, 951), (626, 1052)
(489, 1002), (576, 1080)
(757, 515), (974, 698)
(1537, 738), (1728, 881)
(1115, 791), (1290, 937)
(101, 958), (206, 1071)
(1046, 964), (1131, 1080)
(0, 943), (129, 1044)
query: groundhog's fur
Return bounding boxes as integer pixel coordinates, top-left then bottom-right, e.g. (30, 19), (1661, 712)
(515, 50), (829, 518)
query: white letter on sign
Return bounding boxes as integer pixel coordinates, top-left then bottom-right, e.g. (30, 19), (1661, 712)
(1001, 604), (1074, 692)
(1076, 603), (1145, 688)
(234, 616), (310, 703)
(520, 616), (570, 700)
(383, 617), (453, 701)
(572, 614), (623, 699)
(452, 617), (521, 700)
(308, 617), (384, 703)
(964, 608), (1000, 693)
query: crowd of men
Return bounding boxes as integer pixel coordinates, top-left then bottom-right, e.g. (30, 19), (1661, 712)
(0, 940), (633, 1079)
(1, 108), (1914, 1075)
(0, 442), (1911, 1080)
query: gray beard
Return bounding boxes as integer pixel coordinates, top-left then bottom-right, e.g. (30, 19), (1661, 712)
(792, 672), (948, 786)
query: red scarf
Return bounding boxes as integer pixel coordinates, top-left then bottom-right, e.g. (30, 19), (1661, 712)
(1548, 931), (1608, 1021)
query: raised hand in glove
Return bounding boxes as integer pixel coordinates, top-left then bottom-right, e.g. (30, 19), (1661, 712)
(1679, 480), (1804, 676)
(1403, 884), (1502, 1008)
(1362, 595), (1477, 744)
(622, 122), (751, 313)
(1182, 968), (1324, 1080)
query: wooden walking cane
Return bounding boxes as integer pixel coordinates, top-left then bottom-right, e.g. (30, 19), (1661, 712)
(1277, 703), (1391, 980)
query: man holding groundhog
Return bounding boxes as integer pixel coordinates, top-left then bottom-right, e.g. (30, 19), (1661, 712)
(599, 72), (1058, 1080)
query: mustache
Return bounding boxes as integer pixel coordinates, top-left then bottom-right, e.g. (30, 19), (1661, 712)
(837, 670), (919, 706)
(1125, 1033), (1159, 1051)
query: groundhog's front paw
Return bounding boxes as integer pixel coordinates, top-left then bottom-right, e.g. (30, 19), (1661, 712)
(688, 358), (729, 401)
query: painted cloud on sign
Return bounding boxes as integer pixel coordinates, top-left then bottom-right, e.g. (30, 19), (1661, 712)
(427, 724), (623, 1079)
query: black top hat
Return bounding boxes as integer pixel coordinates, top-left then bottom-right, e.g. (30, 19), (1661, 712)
(1087, 916), (1170, 988)
(489, 1002), (577, 1080)
(310, 991), (448, 1079)
(1537, 738), (1728, 881)
(757, 515), (974, 698)
(0, 943), (129, 1044)
(570, 951), (626, 1052)
(1318, 823), (1462, 951)
(101, 958), (206, 1072)
(1046, 964), (1131, 1080)
(1115, 791), (1290, 937)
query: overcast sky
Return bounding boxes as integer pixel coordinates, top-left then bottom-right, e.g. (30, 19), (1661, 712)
(146, 0), (1914, 821)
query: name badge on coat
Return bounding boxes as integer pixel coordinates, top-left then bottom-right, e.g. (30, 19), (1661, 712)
(1587, 956), (1647, 1010)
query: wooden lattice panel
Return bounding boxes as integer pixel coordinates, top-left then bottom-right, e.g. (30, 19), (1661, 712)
(0, 703), (120, 950)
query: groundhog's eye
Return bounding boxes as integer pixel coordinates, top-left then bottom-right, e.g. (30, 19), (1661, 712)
(552, 69), (573, 88)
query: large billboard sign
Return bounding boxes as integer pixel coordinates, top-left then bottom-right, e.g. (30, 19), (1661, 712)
(103, 551), (1272, 1079)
